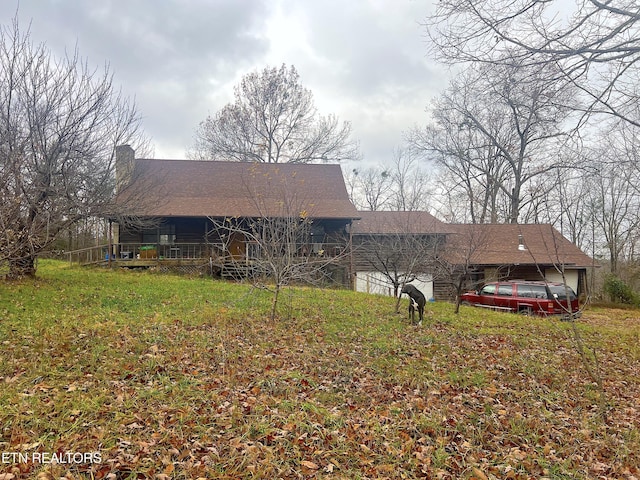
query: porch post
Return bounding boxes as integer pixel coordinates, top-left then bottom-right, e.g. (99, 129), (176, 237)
(349, 221), (355, 290)
(108, 219), (113, 268)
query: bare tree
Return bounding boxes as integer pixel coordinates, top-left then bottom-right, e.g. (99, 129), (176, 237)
(584, 132), (640, 275)
(344, 166), (393, 211)
(436, 224), (492, 314)
(424, 0), (640, 128)
(190, 64), (359, 163)
(207, 171), (350, 321)
(408, 60), (576, 223)
(0, 19), (147, 279)
(386, 147), (433, 212)
(344, 148), (433, 212)
(519, 158), (596, 255)
(409, 93), (509, 223)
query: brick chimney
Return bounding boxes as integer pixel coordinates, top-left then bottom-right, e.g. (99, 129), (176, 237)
(115, 145), (135, 193)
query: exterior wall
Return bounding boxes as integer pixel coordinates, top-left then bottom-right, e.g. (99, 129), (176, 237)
(545, 269), (580, 293)
(481, 266), (585, 295)
(433, 280), (456, 302)
(355, 271), (434, 299)
(350, 234), (443, 272)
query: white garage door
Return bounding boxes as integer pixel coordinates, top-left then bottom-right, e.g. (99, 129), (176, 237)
(355, 271), (433, 300)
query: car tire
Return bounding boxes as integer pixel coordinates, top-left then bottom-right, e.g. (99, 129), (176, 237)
(518, 306), (533, 316)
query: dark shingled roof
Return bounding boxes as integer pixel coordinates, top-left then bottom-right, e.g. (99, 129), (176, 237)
(118, 159), (359, 219)
(350, 210), (454, 235)
(446, 223), (594, 267)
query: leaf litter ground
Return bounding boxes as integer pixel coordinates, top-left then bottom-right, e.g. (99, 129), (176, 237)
(0, 262), (638, 479)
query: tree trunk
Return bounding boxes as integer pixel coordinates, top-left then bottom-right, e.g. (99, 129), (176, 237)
(270, 285), (281, 322)
(9, 255), (37, 279)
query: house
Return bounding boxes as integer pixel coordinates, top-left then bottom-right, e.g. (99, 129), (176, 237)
(348, 214), (594, 300)
(108, 146), (594, 297)
(349, 210), (454, 298)
(442, 223), (595, 298)
(112, 145), (359, 282)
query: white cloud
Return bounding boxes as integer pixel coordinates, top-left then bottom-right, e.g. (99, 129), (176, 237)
(0, 0), (446, 164)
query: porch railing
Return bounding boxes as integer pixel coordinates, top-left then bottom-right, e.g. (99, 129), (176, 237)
(65, 244), (111, 265)
(66, 242), (348, 266)
(115, 242), (346, 260)
(115, 243), (222, 261)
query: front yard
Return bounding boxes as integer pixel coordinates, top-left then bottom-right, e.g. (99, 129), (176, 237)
(0, 261), (638, 479)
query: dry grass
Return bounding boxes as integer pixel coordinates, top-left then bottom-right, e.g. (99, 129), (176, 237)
(0, 261), (638, 479)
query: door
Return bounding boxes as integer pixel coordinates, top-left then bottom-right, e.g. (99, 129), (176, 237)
(228, 232), (246, 259)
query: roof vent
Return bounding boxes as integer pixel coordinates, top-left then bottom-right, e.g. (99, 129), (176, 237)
(518, 234), (527, 251)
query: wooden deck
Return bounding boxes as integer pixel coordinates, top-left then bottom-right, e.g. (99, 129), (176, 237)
(64, 242), (350, 281)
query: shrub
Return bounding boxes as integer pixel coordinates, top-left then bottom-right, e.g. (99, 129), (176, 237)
(603, 274), (639, 305)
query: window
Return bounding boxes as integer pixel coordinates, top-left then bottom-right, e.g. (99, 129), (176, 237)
(549, 285), (576, 300)
(517, 284), (547, 298)
(159, 224), (175, 245)
(141, 224), (175, 245)
(531, 285), (548, 298)
(159, 234), (172, 245)
(480, 284), (496, 295)
(518, 285), (534, 298)
(497, 284), (513, 296)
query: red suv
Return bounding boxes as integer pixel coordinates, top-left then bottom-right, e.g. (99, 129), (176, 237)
(460, 280), (580, 318)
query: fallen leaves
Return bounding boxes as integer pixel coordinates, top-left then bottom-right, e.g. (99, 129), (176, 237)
(471, 466), (488, 480)
(1, 273), (639, 479)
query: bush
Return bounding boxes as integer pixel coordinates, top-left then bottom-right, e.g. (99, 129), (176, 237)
(603, 274), (639, 305)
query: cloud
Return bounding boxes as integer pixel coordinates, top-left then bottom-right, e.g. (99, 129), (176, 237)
(0, 0), (446, 163)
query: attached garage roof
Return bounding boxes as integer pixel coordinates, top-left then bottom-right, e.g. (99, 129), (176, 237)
(446, 223), (594, 268)
(350, 210), (454, 235)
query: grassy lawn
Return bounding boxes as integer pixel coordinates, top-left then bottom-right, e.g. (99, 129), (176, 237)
(1, 261), (639, 479)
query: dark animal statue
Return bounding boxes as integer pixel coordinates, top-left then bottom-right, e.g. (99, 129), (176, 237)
(401, 284), (426, 325)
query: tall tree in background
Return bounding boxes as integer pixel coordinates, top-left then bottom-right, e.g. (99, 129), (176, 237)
(345, 148), (433, 212)
(422, 0), (640, 292)
(424, 0), (640, 128)
(584, 122), (640, 275)
(386, 148), (433, 212)
(0, 19), (147, 279)
(408, 60), (576, 223)
(191, 64), (358, 163)
(344, 166), (393, 211)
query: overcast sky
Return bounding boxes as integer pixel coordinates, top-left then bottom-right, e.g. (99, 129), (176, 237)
(1, 0), (446, 166)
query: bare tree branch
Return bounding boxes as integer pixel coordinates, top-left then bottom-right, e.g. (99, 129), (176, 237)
(190, 64), (359, 163)
(424, 0), (640, 126)
(0, 18), (148, 278)
(407, 59), (576, 223)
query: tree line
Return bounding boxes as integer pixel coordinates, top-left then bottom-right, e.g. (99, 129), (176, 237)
(353, 1), (640, 288)
(412, 0), (640, 283)
(3, 3), (640, 291)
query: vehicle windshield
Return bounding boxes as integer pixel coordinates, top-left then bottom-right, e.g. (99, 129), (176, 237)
(479, 284), (496, 295)
(548, 284), (577, 300)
